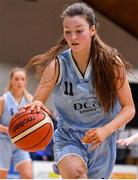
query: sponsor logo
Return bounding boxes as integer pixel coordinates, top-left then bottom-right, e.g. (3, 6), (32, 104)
(12, 115), (35, 133)
(73, 98), (100, 113)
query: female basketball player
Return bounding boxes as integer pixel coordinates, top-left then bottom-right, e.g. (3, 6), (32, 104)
(0, 67), (33, 178)
(25, 3), (135, 179)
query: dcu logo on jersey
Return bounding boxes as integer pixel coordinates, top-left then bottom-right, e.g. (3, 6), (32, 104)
(73, 97), (100, 113)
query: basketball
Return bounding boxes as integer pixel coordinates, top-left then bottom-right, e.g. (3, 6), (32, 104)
(8, 108), (54, 152)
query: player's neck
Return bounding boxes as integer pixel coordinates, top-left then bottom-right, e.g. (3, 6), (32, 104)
(11, 90), (23, 104)
(72, 47), (90, 63)
(72, 50), (91, 74)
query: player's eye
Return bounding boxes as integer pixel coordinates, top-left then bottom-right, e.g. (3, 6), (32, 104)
(64, 30), (71, 34)
(76, 30), (83, 34)
(21, 78), (25, 81)
(14, 77), (19, 81)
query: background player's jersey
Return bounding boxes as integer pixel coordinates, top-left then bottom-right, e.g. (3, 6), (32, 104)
(0, 91), (29, 137)
(53, 49), (121, 130)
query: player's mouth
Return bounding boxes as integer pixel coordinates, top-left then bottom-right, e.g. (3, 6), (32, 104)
(17, 85), (23, 88)
(71, 42), (79, 46)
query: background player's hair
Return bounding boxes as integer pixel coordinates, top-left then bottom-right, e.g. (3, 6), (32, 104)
(6, 67), (32, 102)
(26, 2), (131, 113)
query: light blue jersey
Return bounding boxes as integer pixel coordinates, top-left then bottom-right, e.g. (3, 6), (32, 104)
(0, 91), (31, 170)
(54, 48), (121, 130)
(0, 91), (30, 138)
(53, 49), (121, 178)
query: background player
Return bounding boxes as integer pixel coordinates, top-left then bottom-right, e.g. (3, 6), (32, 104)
(0, 67), (33, 178)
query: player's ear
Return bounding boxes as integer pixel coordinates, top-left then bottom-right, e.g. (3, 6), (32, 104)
(90, 25), (96, 37)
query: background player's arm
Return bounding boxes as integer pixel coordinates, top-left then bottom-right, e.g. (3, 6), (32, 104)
(0, 96), (8, 134)
(30, 59), (59, 114)
(117, 133), (138, 146)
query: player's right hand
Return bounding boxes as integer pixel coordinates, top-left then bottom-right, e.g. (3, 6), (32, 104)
(30, 100), (52, 115)
(19, 100), (52, 116)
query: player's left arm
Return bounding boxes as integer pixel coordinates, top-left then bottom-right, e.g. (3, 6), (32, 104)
(82, 60), (135, 149)
(103, 74), (135, 135)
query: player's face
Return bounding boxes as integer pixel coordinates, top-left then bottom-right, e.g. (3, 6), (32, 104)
(10, 71), (26, 91)
(63, 15), (95, 53)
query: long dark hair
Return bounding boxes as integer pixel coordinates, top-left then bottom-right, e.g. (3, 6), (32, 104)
(26, 2), (131, 113)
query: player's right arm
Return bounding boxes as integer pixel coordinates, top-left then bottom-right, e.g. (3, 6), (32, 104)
(0, 96), (8, 133)
(30, 59), (59, 115)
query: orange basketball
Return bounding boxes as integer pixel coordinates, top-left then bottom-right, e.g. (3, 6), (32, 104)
(8, 108), (54, 152)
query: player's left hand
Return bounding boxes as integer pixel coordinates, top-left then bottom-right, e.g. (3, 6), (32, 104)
(81, 127), (109, 150)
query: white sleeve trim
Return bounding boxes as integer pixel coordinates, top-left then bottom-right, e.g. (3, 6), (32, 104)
(56, 57), (63, 85)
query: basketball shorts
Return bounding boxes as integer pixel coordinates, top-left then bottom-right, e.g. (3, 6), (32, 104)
(53, 127), (117, 179)
(0, 136), (31, 170)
